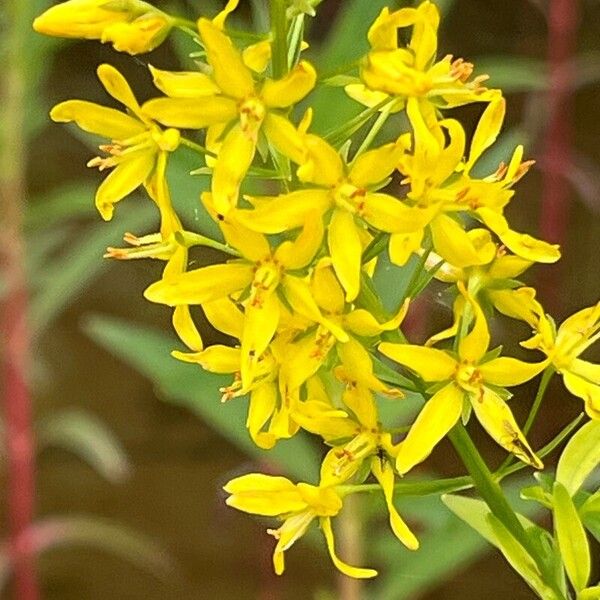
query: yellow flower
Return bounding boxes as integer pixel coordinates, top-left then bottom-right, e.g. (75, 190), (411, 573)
(33, 0), (173, 54)
(379, 287), (546, 474)
(355, 1), (499, 113)
(50, 64), (181, 222)
(144, 214), (347, 389)
(390, 97), (560, 267)
(224, 473), (377, 578)
(235, 135), (424, 301)
(142, 13), (316, 217)
(522, 303), (600, 419)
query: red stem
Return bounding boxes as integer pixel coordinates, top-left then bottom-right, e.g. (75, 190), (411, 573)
(539, 0), (579, 306)
(1, 5), (39, 597)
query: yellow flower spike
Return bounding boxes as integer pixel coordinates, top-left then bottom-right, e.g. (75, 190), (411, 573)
(396, 383), (465, 475)
(471, 387), (543, 469)
(33, 0), (173, 54)
(370, 457), (419, 550)
(320, 517), (378, 579)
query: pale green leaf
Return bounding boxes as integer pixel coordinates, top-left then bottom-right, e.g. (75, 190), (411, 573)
(553, 482), (591, 592)
(37, 409), (130, 483)
(556, 420), (600, 496)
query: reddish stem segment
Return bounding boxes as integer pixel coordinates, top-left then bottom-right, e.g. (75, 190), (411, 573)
(1, 4), (39, 597)
(540, 0), (579, 247)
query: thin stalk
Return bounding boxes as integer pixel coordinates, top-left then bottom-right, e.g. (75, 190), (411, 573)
(180, 137), (217, 158)
(0, 2), (39, 599)
(351, 105), (392, 160)
(336, 495), (363, 600)
(269, 0), (288, 79)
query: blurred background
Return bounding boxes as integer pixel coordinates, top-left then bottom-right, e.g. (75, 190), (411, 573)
(1, 0), (599, 598)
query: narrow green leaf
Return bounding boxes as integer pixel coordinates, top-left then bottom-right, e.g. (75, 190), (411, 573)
(0, 515), (173, 591)
(84, 315), (320, 481)
(553, 481), (591, 592)
(556, 420), (600, 496)
(29, 201), (156, 337)
(37, 409), (130, 483)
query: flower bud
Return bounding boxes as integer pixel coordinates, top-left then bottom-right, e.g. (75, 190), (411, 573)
(33, 0), (173, 55)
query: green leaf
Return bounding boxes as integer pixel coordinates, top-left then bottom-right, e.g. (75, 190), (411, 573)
(37, 409), (130, 483)
(442, 494), (561, 599)
(553, 482), (591, 592)
(84, 315), (320, 482)
(556, 420), (600, 496)
(29, 201), (156, 337)
(475, 56), (548, 93)
(582, 511), (600, 544)
(579, 586), (600, 600)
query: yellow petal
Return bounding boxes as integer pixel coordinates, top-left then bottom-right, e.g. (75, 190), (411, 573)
(241, 292), (280, 388)
(396, 383), (464, 474)
(275, 213), (324, 270)
(247, 383), (278, 449)
(311, 261), (345, 314)
(378, 343), (457, 382)
(237, 189), (331, 234)
(198, 18), (255, 99)
(344, 298), (409, 337)
(261, 61), (317, 108)
(219, 218), (270, 262)
(430, 214), (491, 268)
(141, 96), (237, 129)
(243, 40), (271, 73)
(149, 65), (221, 97)
(297, 134), (344, 187)
(212, 124), (257, 215)
(172, 305), (203, 351)
(349, 142), (403, 188)
(471, 387), (543, 469)
(262, 112), (307, 165)
(457, 290), (490, 364)
(95, 151), (155, 220)
(477, 208), (561, 263)
(320, 517), (378, 579)
(328, 209), (362, 302)
(563, 371), (600, 420)
(212, 0), (239, 29)
(270, 511), (315, 574)
(370, 458), (419, 549)
(361, 194), (435, 233)
(479, 357), (548, 387)
(465, 98), (506, 172)
(224, 473), (306, 515)
(173, 344), (240, 373)
(144, 262), (254, 305)
(50, 100), (145, 140)
(367, 7), (418, 51)
(489, 287), (542, 327)
(202, 297), (244, 339)
(97, 63), (143, 116)
(389, 230), (424, 266)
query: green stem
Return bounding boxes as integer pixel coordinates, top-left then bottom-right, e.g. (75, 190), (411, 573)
(173, 18), (198, 30)
(270, 0), (288, 79)
(180, 137), (216, 158)
(179, 231), (240, 257)
(337, 475), (472, 498)
(449, 424), (566, 599)
(352, 105), (392, 160)
(523, 367), (555, 436)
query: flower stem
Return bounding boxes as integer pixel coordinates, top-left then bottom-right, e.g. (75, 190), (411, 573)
(1, 2), (38, 599)
(270, 0), (289, 79)
(352, 104), (392, 160)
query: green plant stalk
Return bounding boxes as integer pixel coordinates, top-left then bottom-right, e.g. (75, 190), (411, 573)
(0, 2), (39, 599)
(351, 104), (392, 160)
(270, 0), (289, 79)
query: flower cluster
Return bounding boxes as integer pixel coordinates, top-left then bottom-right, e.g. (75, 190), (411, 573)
(35, 0), (600, 579)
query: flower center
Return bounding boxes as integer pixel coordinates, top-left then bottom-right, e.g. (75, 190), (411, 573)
(455, 362), (482, 393)
(332, 182), (366, 214)
(239, 96), (266, 139)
